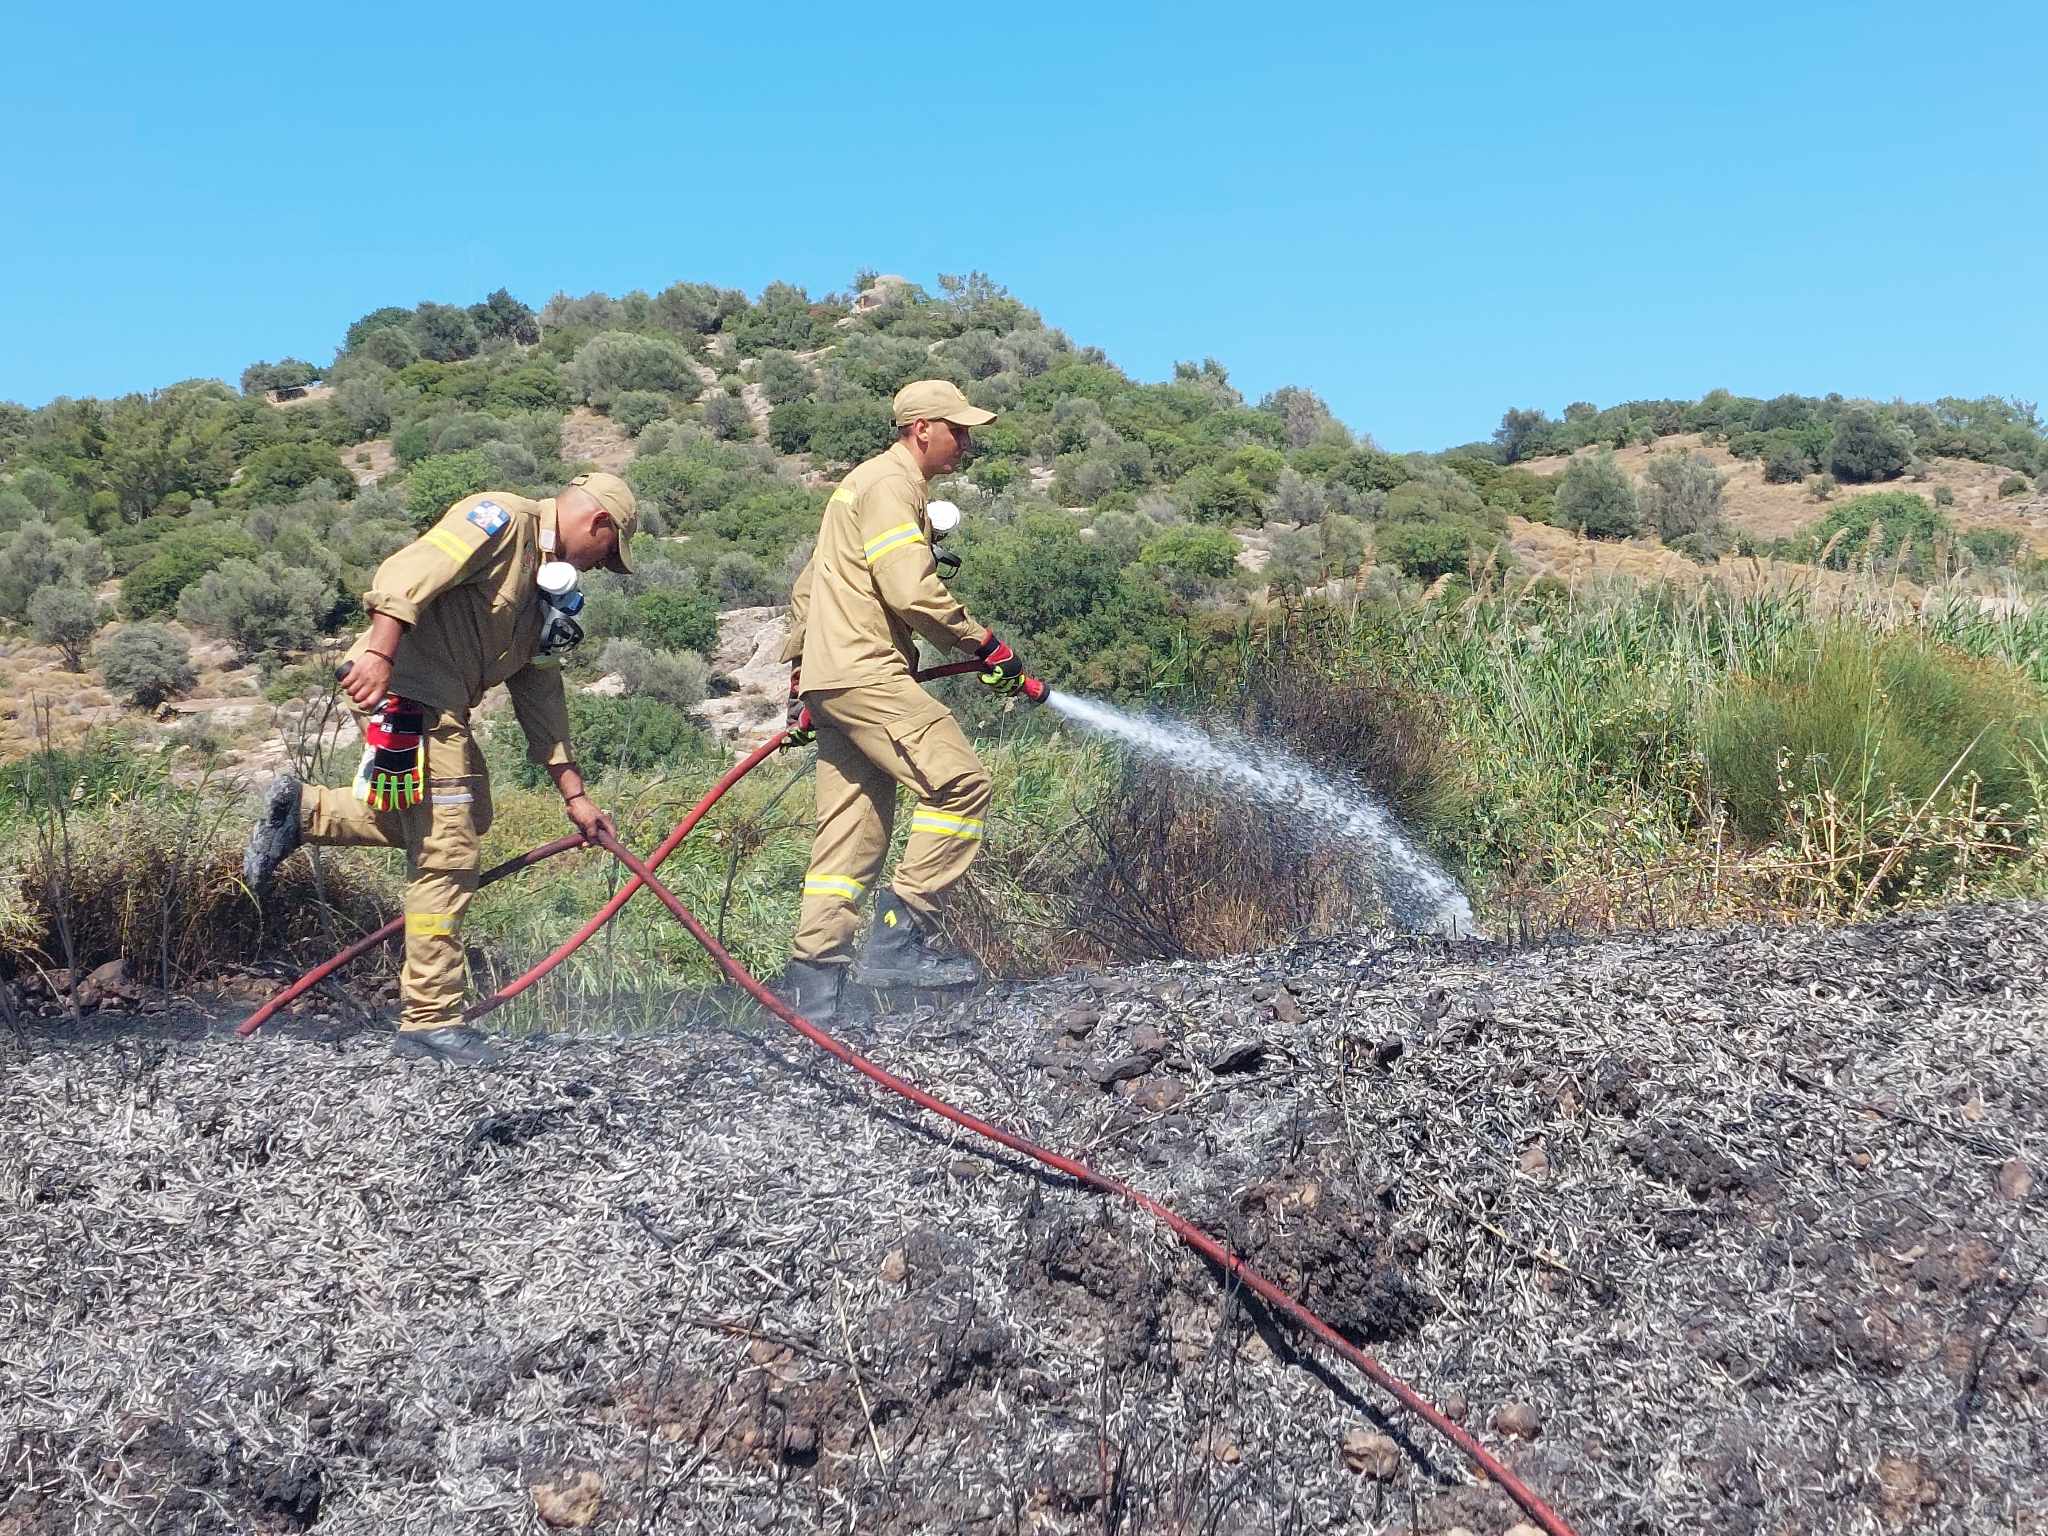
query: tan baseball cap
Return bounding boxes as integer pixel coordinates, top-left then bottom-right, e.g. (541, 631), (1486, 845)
(567, 471), (638, 574)
(892, 379), (996, 429)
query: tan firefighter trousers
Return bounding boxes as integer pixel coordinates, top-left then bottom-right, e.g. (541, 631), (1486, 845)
(300, 708), (493, 1031)
(792, 676), (992, 965)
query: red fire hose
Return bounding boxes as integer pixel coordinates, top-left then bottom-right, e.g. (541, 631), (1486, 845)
(235, 670), (1579, 1536)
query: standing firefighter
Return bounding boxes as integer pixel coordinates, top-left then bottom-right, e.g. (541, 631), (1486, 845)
(241, 473), (639, 1066)
(777, 380), (1031, 1024)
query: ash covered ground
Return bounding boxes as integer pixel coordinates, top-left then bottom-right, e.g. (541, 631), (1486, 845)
(2, 905), (2044, 1536)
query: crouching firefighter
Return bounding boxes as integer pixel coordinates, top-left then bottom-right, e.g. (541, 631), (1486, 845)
(775, 379), (1033, 1025)
(241, 474), (639, 1066)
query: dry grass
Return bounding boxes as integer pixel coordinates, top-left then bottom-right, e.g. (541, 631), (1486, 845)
(1518, 434), (2048, 554)
(1, 903), (2041, 1535)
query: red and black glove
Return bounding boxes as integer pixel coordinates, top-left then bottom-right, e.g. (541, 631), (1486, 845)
(785, 666), (815, 746)
(975, 630), (1025, 695)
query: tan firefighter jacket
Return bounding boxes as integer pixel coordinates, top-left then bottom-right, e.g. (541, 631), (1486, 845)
(781, 441), (986, 691)
(352, 490), (575, 768)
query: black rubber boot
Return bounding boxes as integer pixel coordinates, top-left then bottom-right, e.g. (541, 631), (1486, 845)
(853, 891), (981, 989)
(390, 1024), (506, 1068)
(776, 959), (845, 1024)
(242, 773), (304, 891)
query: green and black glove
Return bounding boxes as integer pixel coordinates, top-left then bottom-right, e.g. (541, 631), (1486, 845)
(975, 631), (1025, 696)
(785, 667), (815, 746)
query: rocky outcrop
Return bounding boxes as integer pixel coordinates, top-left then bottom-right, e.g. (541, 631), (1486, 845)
(693, 604), (792, 751)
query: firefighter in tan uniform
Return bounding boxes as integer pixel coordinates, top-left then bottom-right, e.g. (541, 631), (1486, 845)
(775, 380), (1030, 1024)
(242, 473), (639, 1066)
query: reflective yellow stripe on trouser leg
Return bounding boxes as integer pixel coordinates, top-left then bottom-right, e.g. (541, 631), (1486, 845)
(802, 874), (866, 901)
(908, 810), (984, 840)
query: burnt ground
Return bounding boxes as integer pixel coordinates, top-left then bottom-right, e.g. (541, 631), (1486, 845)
(1, 904), (2044, 1536)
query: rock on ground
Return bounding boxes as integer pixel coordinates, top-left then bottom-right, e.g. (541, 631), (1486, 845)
(1, 904), (2044, 1534)
(693, 604), (791, 751)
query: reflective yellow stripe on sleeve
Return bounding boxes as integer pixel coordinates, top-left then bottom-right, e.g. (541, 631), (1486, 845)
(802, 874), (865, 902)
(405, 912), (457, 936)
(862, 521), (926, 565)
(421, 527), (475, 564)
(909, 810), (984, 840)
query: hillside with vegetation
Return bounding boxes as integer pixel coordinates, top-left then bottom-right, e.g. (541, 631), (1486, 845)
(0, 273), (2044, 1010)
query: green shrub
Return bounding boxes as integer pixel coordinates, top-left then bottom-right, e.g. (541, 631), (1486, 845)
(1639, 451), (1729, 553)
(97, 623), (197, 708)
(2000, 473), (2031, 497)
(1807, 491), (1946, 568)
(392, 419), (433, 466)
(485, 364), (567, 413)
(707, 551), (777, 607)
(569, 331), (702, 409)
(177, 554), (339, 660)
(803, 398), (894, 465)
(121, 526), (263, 617)
(1763, 444), (1809, 484)
(702, 390), (753, 441)
(550, 694), (703, 780)
(468, 287), (539, 345)
(610, 391), (672, 437)
(1809, 473), (1837, 502)
(757, 350), (814, 405)
(403, 451), (494, 526)
(1827, 410), (1910, 483)
(355, 326), (420, 369)
(344, 307), (415, 352)
(235, 441), (356, 505)
(0, 521), (110, 621)
(0, 486), (35, 532)
(1554, 450), (1640, 539)
(635, 588), (719, 653)
(1705, 628), (2046, 846)
(1138, 524), (1240, 580)
(334, 374), (391, 439)
(1933, 484), (1956, 507)
(1176, 465), (1261, 524)
(1375, 516), (1484, 580)
(1961, 527), (2023, 567)
(767, 400), (815, 454)
(727, 282), (825, 356)
(239, 358), (320, 396)
(649, 280), (746, 337)
(412, 301), (480, 362)
(27, 585), (104, 670)
(597, 638), (711, 709)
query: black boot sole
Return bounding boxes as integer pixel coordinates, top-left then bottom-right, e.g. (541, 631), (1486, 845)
(390, 1034), (504, 1068)
(850, 963), (980, 990)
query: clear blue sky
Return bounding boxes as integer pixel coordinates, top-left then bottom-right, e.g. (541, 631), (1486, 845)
(3, 1), (2043, 451)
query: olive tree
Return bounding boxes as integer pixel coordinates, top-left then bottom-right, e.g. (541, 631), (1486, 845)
(177, 554), (339, 661)
(97, 624), (197, 708)
(1553, 450), (1640, 539)
(1638, 451), (1729, 550)
(0, 521), (110, 620)
(28, 585), (104, 670)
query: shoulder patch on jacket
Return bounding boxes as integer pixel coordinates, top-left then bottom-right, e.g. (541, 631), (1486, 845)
(466, 499), (509, 535)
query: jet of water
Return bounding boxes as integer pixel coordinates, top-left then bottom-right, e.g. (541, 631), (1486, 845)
(1045, 691), (1477, 938)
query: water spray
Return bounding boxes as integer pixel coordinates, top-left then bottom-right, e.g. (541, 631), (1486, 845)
(1043, 691), (1476, 937)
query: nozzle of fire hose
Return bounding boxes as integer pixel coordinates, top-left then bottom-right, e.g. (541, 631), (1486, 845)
(1021, 676), (1049, 705)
